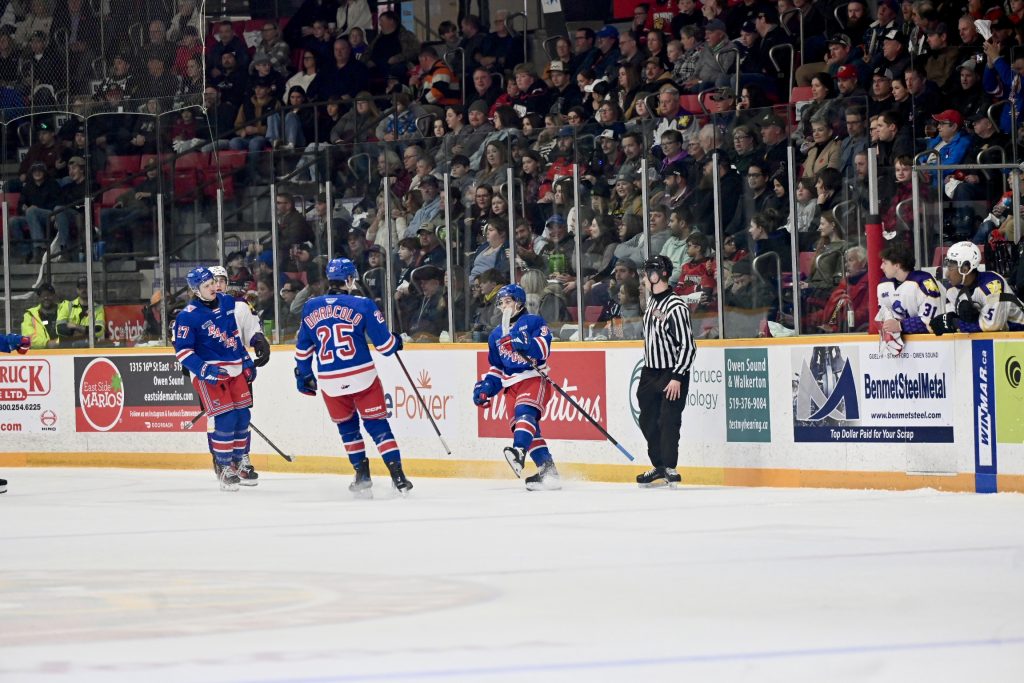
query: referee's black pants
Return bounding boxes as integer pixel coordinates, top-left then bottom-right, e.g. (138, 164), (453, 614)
(636, 367), (689, 469)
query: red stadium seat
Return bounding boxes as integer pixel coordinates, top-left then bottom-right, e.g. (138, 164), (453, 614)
(791, 86), (814, 102)
(932, 246), (949, 267)
(799, 251), (816, 277)
(4, 192), (20, 216)
(680, 94), (701, 114)
(98, 155), (141, 186)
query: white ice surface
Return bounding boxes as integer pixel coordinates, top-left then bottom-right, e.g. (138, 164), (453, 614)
(1, 468), (1023, 683)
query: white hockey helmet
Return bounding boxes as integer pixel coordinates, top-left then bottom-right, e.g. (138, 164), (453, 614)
(209, 265), (229, 281)
(945, 241), (981, 276)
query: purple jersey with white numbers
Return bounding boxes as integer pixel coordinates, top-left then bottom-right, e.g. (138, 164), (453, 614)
(294, 293), (400, 396)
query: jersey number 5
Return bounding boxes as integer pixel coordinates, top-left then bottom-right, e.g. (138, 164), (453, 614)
(315, 323), (356, 363)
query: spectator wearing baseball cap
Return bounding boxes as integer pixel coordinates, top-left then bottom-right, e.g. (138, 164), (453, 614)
(863, 0), (901, 63)
(921, 109), (977, 237)
(954, 58), (991, 123)
(795, 33), (862, 88)
(592, 25), (622, 81)
(681, 19), (736, 93)
(877, 30), (911, 83)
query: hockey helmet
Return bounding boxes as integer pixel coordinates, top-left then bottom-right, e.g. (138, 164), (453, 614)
(945, 241), (981, 276)
(209, 265), (229, 281)
(326, 257), (358, 283)
(643, 254), (673, 281)
(496, 284), (526, 307)
(186, 266), (215, 295)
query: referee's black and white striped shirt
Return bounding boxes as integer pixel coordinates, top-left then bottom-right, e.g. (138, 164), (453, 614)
(642, 289), (696, 377)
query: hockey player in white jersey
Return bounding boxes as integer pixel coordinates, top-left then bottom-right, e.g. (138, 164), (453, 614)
(931, 241), (1024, 334)
(876, 242), (945, 353)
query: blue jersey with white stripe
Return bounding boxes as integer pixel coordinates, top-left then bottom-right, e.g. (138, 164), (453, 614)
(173, 293), (250, 377)
(485, 313), (553, 388)
(295, 292), (400, 396)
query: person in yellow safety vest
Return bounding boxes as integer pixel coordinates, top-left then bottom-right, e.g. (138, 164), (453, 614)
(21, 283), (60, 349)
(56, 277), (106, 347)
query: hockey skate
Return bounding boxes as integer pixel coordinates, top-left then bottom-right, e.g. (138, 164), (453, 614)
(664, 467), (682, 488)
(0, 477), (6, 494)
(503, 446), (526, 478)
(636, 467), (667, 488)
(525, 461), (561, 491)
(218, 463), (241, 492)
(349, 458), (373, 499)
(386, 460), (414, 496)
(237, 454), (259, 486)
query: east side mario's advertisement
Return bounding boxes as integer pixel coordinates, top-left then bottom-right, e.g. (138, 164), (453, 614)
(0, 357), (61, 433)
(476, 350), (608, 440)
(74, 355), (207, 433)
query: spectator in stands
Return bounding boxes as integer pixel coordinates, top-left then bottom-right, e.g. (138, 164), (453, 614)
(100, 160), (161, 254)
(904, 64), (940, 137)
(744, 162), (775, 218)
(210, 51), (248, 108)
(367, 10), (419, 80)
(53, 0), (98, 91)
(406, 265), (448, 341)
(285, 51), (321, 104)
(22, 283), (59, 349)
(476, 140), (511, 187)
(469, 267), (508, 338)
(592, 25), (622, 81)
(548, 60), (582, 117)
(404, 175), (442, 238)
(468, 68), (501, 109)
(747, 208), (792, 289)
(56, 277), (104, 347)
(143, 53), (179, 102)
(198, 86), (237, 150)
(867, 67), (895, 117)
(126, 99), (161, 154)
(483, 9), (524, 74)
(18, 120), (60, 184)
(208, 21), (250, 77)
(864, 0), (900, 64)
(538, 214), (576, 282)
(335, 0), (372, 36)
(875, 30), (911, 88)
(838, 108), (870, 178)
(413, 46), (459, 112)
(299, 20), (334, 70)
(682, 19), (735, 92)
(9, 162), (59, 262)
(176, 55), (205, 106)
(654, 85), (699, 145)
(254, 276), (275, 323)
(802, 246), (869, 332)
(882, 154), (921, 234)
(798, 73), (839, 145)
(13, 0), (52, 50)
(271, 194), (316, 265)
(167, 0), (203, 43)
(674, 232), (716, 307)
(321, 37), (369, 102)
(571, 27), (598, 76)
(672, 0), (704, 37)
(252, 21), (291, 78)
(922, 22), (957, 91)
(143, 19), (174, 69)
(229, 81), (277, 183)
(268, 86), (315, 151)
(250, 55), (287, 102)
(723, 257), (772, 309)
(19, 30), (60, 104)
(801, 210), (849, 304)
(730, 125), (763, 176)
(802, 118), (841, 178)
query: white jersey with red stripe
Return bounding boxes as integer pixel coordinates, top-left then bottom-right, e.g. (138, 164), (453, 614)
(173, 293), (250, 378)
(295, 291), (400, 397)
(484, 312), (553, 388)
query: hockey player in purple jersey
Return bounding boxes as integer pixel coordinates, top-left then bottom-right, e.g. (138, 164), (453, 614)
(174, 267), (258, 491)
(473, 284), (561, 491)
(876, 242), (944, 354)
(294, 257), (413, 497)
(931, 241), (1024, 334)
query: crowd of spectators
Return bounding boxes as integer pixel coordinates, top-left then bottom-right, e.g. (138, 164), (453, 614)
(9, 0), (1024, 341)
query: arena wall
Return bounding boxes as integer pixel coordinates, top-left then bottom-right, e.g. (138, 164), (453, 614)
(2, 334), (1023, 494)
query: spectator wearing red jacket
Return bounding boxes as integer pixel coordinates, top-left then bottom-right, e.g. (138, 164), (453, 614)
(801, 246), (869, 333)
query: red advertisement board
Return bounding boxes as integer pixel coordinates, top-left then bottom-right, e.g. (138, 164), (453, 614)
(104, 304), (148, 346)
(476, 350), (607, 440)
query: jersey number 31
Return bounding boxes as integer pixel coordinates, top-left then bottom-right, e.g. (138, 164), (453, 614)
(316, 323), (356, 363)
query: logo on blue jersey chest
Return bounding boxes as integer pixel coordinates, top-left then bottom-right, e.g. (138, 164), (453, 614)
(201, 317), (238, 350)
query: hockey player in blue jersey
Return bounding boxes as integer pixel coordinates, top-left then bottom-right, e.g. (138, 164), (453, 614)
(0, 334), (30, 354)
(472, 284), (561, 491)
(174, 267), (258, 491)
(931, 241), (1024, 335)
(876, 242), (945, 354)
(0, 333), (29, 493)
(293, 257), (413, 497)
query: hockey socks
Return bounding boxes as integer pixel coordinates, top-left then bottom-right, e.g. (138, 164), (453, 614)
(208, 430), (235, 468)
(512, 409), (552, 467)
(337, 416), (367, 467)
(365, 418), (401, 465)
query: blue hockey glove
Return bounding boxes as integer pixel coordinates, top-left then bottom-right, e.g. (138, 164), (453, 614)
(473, 375), (501, 406)
(242, 358), (256, 383)
(251, 333), (271, 367)
(3, 333), (30, 354)
(199, 363), (228, 385)
(294, 367), (318, 396)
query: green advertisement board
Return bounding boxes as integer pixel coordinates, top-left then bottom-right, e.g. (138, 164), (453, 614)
(724, 348), (771, 442)
(994, 341), (1024, 444)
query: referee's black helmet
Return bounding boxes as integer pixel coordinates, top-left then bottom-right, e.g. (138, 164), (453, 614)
(643, 255), (673, 281)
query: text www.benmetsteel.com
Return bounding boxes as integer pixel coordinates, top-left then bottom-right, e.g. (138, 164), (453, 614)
(869, 411), (942, 420)
(0, 422), (22, 432)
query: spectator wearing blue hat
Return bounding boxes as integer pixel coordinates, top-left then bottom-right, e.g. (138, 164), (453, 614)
(592, 25), (621, 81)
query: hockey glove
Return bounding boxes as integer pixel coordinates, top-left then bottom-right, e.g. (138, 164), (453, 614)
(497, 335), (515, 356)
(956, 299), (981, 324)
(3, 334), (30, 354)
(251, 333), (271, 367)
(242, 358), (257, 384)
(199, 363), (229, 385)
(931, 313), (959, 336)
(295, 367), (318, 396)
(473, 375), (501, 406)
(391, 330), (404, 352)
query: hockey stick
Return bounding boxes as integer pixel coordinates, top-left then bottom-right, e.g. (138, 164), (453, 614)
(188, 408), (293, 462)
(394, 351), (452, 455)
(525, 356), (636, 462)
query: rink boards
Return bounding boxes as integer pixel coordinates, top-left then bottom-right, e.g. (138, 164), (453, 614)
(2, 333), (1023, 493)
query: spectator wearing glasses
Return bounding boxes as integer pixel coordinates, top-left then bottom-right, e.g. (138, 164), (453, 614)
(729, 124), (763, 176)
(572, 27), (598, 76)
(743, 163), (774, 222)
(252, 21), (291, 76)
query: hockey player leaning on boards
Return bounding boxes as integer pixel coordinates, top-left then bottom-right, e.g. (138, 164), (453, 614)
(293, 257), (413, 498)
(472, 284), (561, 492)
(174, 267), (259, 492)
(931, 241), (1024, 335)
(0, 333), (30, 494)
(876, 241), (944, 354)
(207, 265), (271, 483)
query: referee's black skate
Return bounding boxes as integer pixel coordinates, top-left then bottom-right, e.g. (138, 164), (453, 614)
(349, 458), (373, 499)
(386, 460), (413, 495)
(503, 446), (526, 478)
(525, 461), (561, 491)
(637, 467), (667, 488)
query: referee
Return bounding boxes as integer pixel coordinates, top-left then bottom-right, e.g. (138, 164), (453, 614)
(636, 255), (696, 488)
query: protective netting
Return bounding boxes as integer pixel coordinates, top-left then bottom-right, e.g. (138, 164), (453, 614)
(0, 0), (205, 121)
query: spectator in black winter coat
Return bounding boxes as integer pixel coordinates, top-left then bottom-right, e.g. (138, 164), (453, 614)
(208, 21), (250, 77)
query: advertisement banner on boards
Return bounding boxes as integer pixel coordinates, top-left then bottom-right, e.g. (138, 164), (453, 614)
(791, 343), (954, 442)
(971, 339), (998, 492)
(75, 355), (207, 432)
(724, 348), (772, 442)
(476, 350), (607, 440)
(104, 304), (148, 346)
(375, 352), (459, 438)
(0, 358), (61, 433)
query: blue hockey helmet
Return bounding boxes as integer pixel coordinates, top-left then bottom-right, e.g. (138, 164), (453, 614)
(186, 266), (215, 294)
(326, 257), (358, 283)
(496, 284), (526, 306)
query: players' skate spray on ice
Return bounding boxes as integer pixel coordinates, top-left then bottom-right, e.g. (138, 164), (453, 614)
(294, 258), (412, 498)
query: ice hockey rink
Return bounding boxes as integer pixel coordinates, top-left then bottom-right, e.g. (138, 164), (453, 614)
(2, 468), (1023, 683)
